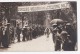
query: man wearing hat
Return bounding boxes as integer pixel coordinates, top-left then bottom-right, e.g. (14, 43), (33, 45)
(61, 31), (72, 51)
(2, 23), (10, 48)
(65, 23), (77, 51)
(51, 23), (58, 43)
(51, 23), (63, 51)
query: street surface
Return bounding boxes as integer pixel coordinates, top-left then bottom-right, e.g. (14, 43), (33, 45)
(0, 33), (55, 52)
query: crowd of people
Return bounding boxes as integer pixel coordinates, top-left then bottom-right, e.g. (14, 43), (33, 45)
(0, 20), (77, 51)
(21, 24), (45, 41)
(50, 22), (77, 51)
(0, 23), (45, 48)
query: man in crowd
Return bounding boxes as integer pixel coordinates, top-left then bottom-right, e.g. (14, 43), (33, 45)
(16, 24), (21, 42)
(22, 26), (28, 41)
(0, 22), (3, 47)
(2, 23), (10, 48)
(29, 27), (32, 40)
(65, 23), (77, 51)
(61, 30), (72, 51)
(51, 24), (58, 43)
(10, 26), (14, 43)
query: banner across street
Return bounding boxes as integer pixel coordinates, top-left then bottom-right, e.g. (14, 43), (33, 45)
(18, 2), (70, 12)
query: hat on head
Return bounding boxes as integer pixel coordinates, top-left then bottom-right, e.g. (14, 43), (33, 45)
(66, 23), (71, 26)
(52, 24), (57, 26)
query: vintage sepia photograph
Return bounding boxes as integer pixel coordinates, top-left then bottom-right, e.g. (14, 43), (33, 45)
(0, 1), (77, 51)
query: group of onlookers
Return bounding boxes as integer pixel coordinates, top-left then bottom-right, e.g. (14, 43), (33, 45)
(0, 23), (45, 48)
(0, 21), (77, 51)
(50, 22), (77, 51)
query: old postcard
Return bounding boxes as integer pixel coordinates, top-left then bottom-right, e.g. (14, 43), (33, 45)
(0, 1), (77, 52)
